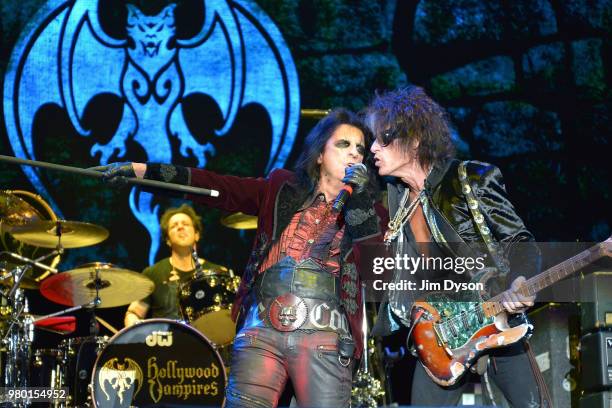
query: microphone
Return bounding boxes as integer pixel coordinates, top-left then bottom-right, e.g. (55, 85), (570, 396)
(332, 163), (366, 213)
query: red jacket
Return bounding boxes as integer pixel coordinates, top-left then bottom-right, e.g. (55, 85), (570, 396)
(184, 167), (386, 358)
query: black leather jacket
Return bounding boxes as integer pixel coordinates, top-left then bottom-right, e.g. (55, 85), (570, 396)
(372, 159), (541, 336)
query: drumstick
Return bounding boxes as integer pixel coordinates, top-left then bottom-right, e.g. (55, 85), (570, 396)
(95, 316), (119, 334)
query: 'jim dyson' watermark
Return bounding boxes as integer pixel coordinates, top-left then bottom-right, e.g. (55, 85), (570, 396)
(370, 254), (488, 293)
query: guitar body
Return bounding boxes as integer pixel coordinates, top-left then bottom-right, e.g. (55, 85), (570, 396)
(409, 237), (611, 386)
(411, 293), (531, 386)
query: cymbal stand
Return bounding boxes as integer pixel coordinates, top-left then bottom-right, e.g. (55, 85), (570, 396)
(2, 263), (31, 300)
(2, 288), (32, 402)
(0, 249), (61, 300)
(33, 223), (65, 281)
(0, 250), (59, 276)
(88, 264), (103, 336)
(32, 300), (98, 323)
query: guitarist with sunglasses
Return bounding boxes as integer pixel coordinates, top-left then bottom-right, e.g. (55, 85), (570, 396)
(365, 86), (548, 407)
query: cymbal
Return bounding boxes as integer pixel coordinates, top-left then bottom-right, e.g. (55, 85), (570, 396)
(0, 262), (40, 289)
(220, 212), (257, 230)
(40, 262), (154, 308)
(10, 220), (109, 248)
(0, 190), (42, 231)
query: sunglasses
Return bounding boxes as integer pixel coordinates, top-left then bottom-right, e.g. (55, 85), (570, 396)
(376, 128), (400, 146)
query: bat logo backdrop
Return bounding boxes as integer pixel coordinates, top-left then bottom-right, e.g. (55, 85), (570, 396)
(3, 0), (300, 264)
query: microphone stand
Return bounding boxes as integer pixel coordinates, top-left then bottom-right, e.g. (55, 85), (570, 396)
(0, 154), (220, 197)
(191, 247), (204, 279)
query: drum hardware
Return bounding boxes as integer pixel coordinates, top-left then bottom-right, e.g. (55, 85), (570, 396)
(0, 263), (34, 300)
(0, 255), (43, 397)
(0, 188), (134, 405)
(0, 250), (60, 298)
(62, 335), (109, 407)
(1, 287), (34, 402)
(1, 218), (63, 299)
(0, 266), (41, 291)
(29, 347), (65, 407)
(3, 251), (59, 276)
(0, 263), (40, 299)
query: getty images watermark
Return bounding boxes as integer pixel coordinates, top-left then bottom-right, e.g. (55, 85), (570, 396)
(358, 242), (602, 303)
(370, 253), (488, 292)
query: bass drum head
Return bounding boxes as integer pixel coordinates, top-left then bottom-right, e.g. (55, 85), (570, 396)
(192, 308), (236, 346)
(91, 319), (226, 408)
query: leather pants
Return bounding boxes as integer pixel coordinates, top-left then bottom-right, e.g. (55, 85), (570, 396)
(224, 326), (352, 408)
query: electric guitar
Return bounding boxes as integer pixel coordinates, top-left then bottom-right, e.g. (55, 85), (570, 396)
(411, 237), (612, 386)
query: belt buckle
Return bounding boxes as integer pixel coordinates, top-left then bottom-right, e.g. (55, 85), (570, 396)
(268, 293), (308, 332)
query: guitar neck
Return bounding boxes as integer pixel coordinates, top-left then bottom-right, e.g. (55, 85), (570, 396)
(483, 243), (604, 317)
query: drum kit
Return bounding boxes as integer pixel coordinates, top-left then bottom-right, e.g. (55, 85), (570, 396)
(0, 190), (248, 407)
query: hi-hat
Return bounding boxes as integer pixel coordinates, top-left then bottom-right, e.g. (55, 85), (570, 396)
(220, 212), (257, 230)
(40, 262), (154, 308)
(0, 190), (42, 231)
(10, 220), (109, 248)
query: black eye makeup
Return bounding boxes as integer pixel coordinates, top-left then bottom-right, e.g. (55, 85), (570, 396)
(335, 139), (365, 155)
(335, 140), (350, 148)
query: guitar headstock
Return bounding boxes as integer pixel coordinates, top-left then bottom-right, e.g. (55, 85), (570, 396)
(599, 236), (612, 258)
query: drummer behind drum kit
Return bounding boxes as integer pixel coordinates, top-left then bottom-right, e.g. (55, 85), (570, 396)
(0, 190), (253, 407)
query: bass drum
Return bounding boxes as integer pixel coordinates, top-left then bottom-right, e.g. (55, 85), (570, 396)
(91, 319), (226, 408)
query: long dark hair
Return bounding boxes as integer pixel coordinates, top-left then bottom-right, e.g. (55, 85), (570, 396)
(365, 86), (456, 169)
(294, 108), (372, 191)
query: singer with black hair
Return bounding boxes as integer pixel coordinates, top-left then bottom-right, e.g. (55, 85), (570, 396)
(99, 108), (386, 408)
(124, 203), (229, 326)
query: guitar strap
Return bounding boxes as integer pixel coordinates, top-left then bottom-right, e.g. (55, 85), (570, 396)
(460, 162), (552, 407)
(458, 161), (511, 280)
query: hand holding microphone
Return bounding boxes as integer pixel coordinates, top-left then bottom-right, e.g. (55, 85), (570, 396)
(332, 163), (368, 212)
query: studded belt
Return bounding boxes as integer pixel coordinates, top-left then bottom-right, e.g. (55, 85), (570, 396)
(254, 294), (349, 335)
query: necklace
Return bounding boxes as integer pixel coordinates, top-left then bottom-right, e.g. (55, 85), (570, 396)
(384, 189), (424, 246)
(168, 257), (194, 282)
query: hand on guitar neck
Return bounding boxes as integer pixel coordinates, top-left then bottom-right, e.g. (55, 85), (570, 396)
(501, 276), (535, 314)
